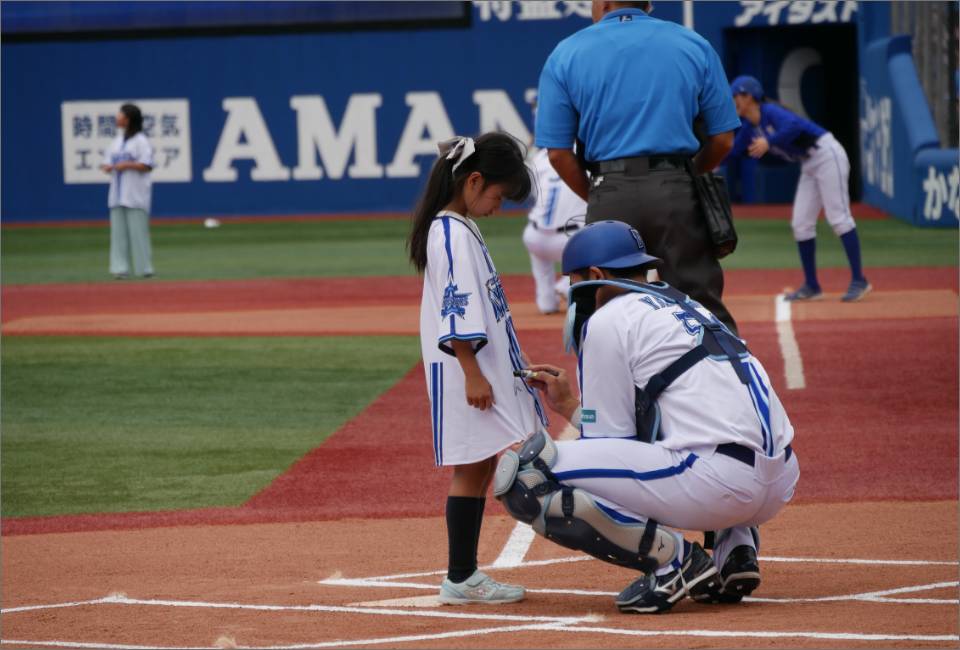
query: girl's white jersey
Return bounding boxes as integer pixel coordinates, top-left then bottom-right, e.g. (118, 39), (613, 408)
(104, 132), (154, 212)
(578, 292), (793, 456)
(420, 211), (547, 466)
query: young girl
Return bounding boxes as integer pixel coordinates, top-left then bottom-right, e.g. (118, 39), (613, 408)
(728, 75), (871, 302)
(409, 132), (548, 604)
(100, 103), (155, 279)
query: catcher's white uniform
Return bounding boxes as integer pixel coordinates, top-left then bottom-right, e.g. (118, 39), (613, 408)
(556, 289), (799, 570)
(522, 149), (587, 313)
(420, 211), (548, 465)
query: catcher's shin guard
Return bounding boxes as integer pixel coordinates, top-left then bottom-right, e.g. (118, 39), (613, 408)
(494, 432), (679, 572)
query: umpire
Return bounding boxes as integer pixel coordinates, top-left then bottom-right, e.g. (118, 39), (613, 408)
(535, 0), (741, 332)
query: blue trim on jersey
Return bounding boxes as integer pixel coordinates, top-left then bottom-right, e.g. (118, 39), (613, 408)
(543, 185), (559, 227)
(577, 320), (587, 437)
(438, 332), (487, 344)
(596, 501), (642, 524)
(553, 453), (697, 482)
(746, 362), (773, 455)
(440, 217), (457, 337)
(430, 362), (443, 465)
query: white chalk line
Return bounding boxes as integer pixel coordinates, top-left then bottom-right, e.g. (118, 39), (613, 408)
(491, 522), (535, 568)
(775, 294), (806, 389)
(323, 552), (958, 585)
(4, 584), (957, 649)
(325, 576), (958, 605)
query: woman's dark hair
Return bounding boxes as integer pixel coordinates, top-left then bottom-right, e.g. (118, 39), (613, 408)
(120, 103), (143, 140)
(408, 132), (532, 272)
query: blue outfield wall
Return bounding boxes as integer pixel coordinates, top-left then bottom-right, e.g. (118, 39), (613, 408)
(2, 0), (950, 224)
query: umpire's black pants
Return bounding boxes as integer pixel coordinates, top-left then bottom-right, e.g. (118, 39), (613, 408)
(586, 168), (738, 334)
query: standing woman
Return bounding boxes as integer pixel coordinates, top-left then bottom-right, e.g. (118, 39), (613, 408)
(101, 103), (155, 279)
(728, 76), (870, 302)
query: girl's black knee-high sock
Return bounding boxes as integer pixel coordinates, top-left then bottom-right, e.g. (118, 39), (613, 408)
(446, 496), (486, 583)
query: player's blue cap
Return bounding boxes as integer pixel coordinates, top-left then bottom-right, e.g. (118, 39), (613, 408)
(561, 221), (661, 274)
(730, 75), (764, 100)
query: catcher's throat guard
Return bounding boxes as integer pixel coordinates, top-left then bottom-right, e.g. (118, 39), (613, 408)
(494, 432), (679, 572)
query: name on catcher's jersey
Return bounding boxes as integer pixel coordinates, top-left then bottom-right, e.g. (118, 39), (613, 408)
(578, 292), (793, 455)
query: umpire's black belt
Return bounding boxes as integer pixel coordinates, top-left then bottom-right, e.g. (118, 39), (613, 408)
(529, 220), (581, 234)
(715, 443), (794, 467)
(587, 155), (690, 176)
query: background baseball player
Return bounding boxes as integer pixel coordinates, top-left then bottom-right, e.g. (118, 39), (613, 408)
(727, 75), (871, 302)
(409, 132), (548, 605)
(523, 144), (587, 314)
(494, 221), (799, 614)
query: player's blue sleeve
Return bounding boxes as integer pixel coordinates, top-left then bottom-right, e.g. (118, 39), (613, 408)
(698, 44), (741, 136)
(761, 103), (809, 150)
(535, 51), (578, 150)
(725, 119), (754, 160)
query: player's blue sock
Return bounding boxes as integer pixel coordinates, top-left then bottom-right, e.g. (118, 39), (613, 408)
(839, 228), (865, 282)
(796, 238), (820, 290)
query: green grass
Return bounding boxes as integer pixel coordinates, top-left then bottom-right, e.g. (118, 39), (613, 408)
(1, 212), (955, 518)
(2, 214), (956, 285)
(1, 336), (420, 516)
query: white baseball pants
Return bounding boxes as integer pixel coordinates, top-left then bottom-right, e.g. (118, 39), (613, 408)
(522, 223), (570, 314)
(791, 133), (856, 241)
(551, 438), (799, 570)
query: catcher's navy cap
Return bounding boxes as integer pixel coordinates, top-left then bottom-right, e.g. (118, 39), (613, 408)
(561, 221), (661, 274)
(730, 75), (764, 100)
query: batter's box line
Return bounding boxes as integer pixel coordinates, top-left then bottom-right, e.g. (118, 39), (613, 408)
(336, 552), (958, 584)
(323, 576), (959, 606)
(3, 595), (958, 647)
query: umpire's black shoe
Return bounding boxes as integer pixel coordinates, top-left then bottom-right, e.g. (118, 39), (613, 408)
(616, 542), (721, 614)
(692, 545), (761, 604)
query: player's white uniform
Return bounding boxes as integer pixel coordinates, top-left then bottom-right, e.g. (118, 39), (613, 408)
(554, 291), (799, 569)
(522, 149), (587, 313)
(420, 211), (548, 465)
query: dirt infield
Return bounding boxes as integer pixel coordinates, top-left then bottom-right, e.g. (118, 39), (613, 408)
(2, 268), (957, 648)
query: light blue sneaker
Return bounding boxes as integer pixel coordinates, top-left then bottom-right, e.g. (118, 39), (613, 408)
(438, 570), (525, 605)
(841, 279), (872, 302)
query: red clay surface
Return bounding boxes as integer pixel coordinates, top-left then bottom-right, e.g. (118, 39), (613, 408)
(2, 266), (957, 648)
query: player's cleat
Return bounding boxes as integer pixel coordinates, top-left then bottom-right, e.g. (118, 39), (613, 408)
(783, 284), (823, 301)
(693, 544), (761, 604)
(841, 279), (872, 302)
(438, 570), (525, 605)
(113, 273), (129, 280)
(615, 542), (721, 614)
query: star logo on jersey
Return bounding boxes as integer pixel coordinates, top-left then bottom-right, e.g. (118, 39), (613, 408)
(441, 281), (471, 319)
(486, 274), (508, 322)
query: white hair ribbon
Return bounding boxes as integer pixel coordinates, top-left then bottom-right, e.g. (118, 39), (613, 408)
(438, 136), (476, 175)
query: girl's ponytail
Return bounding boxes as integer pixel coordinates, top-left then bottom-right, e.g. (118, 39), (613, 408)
(408, 154), (458, 273)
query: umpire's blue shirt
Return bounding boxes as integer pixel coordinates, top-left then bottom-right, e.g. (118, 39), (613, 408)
(535, 8), (740, 162)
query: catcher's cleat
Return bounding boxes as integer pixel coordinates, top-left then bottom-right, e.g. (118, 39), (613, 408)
(438, 570), (525, 605)
(693, 544), (761, 604)
(616, 542), (720, 614)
